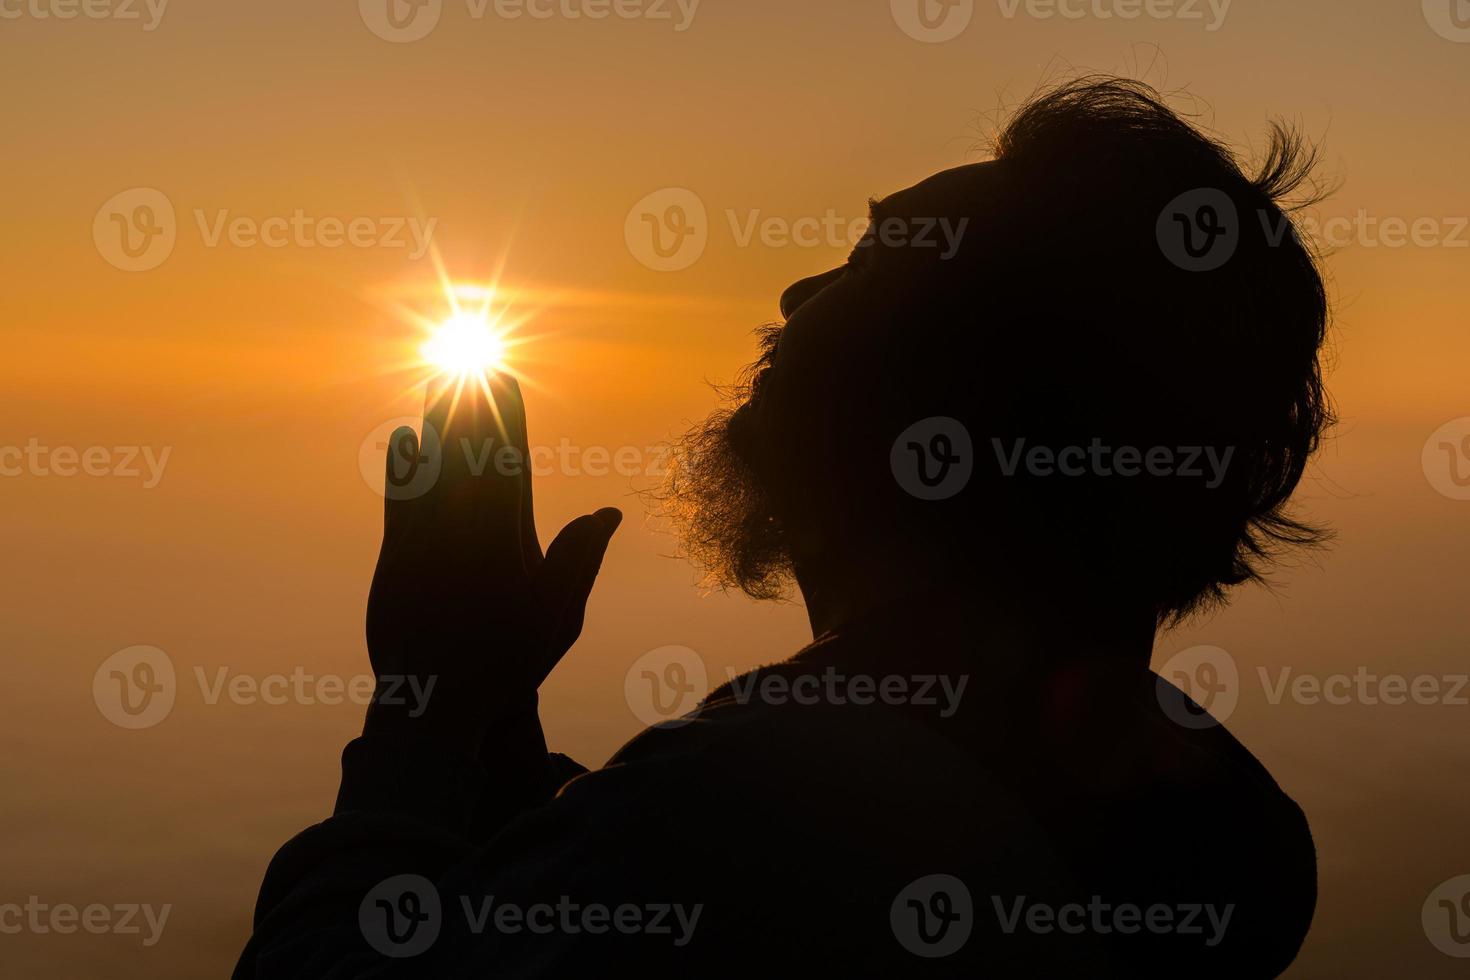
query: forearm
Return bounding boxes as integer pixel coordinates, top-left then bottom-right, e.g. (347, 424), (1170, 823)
(236, 728), (594, 979)
(235, 738), (481, 980)
(357, 684), (580, 836)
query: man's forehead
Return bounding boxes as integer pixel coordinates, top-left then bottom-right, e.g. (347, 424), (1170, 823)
(871, 160), (1001, 221)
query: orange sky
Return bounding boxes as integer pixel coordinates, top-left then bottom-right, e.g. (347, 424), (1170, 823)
(2, 1), (1468, 976)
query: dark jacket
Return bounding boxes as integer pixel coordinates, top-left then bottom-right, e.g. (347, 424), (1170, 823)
(234, 605), (1315, 977)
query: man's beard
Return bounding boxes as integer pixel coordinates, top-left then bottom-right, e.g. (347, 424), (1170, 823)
(659, 325), (793, 600)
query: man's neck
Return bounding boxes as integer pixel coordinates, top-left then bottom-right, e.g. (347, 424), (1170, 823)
(796, 562), (1157, 671)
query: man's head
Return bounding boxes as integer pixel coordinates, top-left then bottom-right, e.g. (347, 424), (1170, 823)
(665, 77), (1333, 626)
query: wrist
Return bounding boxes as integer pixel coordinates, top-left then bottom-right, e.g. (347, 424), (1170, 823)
(362, 676), (494, 754)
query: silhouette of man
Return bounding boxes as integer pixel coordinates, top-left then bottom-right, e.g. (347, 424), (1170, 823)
(235, 78), (1329, 978)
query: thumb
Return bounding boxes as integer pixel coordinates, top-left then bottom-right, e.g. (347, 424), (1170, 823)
(536, 507), (623, 671)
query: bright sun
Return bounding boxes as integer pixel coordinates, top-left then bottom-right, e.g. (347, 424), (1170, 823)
(421, 312), (508, 378)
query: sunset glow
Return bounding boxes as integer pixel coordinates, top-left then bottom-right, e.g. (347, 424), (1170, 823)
(421, 311), (508, 378)
(8, 3), (1469, 976)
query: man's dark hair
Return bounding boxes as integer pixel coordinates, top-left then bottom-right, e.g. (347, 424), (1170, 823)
(670, 77), (1334, 625)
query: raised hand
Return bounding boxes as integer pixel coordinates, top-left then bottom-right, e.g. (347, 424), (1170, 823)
(363, 372), (622, 753)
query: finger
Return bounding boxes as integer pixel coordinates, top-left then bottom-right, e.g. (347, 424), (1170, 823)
(423, 373), (523, 556)
(423, 373), (476, 490)
(481, 371), (530, 558)
(499, 374), (543, 567)
(535, 507), (623, 679)
(381, 425), (421, 539)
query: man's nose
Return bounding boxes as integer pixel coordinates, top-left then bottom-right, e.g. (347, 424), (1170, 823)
(779, 268), (844, 320)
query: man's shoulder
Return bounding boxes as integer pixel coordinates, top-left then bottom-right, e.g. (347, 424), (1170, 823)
(602, 668), (980, 803)
(1139, 668), (1313, 829)
(568, 660), (1050, 865)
